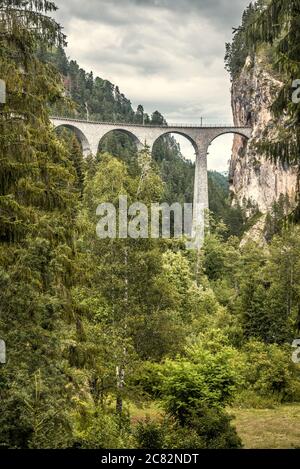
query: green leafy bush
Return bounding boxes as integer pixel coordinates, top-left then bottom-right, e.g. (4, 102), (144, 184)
(233, 390), (279, 409)
(139, 340), (243, 449)
(241, 341), (300, 403)
(134, 411), (242, 450)
(158, 339), (241, 424)
(135, 418), (165, 449)
(72, 404), (133, 449)
(164, 408), (242, 449)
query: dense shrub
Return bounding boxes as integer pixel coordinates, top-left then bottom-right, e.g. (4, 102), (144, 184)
(135, 418), (165, 449)
(233, 390), (279, 409)
(241, 341), (300, 403)
(72, 405), (133, 449)
(158, 339), (241, 425)
(135, 341), (243, 449)
(164, 408), (242, 449)
(134, 409), (242, 449)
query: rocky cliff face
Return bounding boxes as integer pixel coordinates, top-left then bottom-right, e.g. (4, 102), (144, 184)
(230, 55), (298, 213)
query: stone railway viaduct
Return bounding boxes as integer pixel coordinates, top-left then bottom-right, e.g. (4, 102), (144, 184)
(50, 117), (252, 248)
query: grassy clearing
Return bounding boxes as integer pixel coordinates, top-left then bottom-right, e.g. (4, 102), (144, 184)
(232, 404), (300, 449)
(128, 402), (163, 425)
(129, 402), (300, 449)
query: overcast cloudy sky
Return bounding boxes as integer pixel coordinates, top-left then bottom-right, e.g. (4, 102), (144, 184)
(54, 0), (250, 170)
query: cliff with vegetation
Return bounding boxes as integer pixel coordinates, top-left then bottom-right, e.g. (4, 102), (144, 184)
(230, 54), (298, 214)
(225, 1), (299, 217)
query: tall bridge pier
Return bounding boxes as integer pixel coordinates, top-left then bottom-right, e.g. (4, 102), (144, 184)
(50, 117), (252, 248)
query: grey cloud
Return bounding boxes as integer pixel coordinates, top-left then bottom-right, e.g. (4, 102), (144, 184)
(54, 0), (249, 145)
(56, 0), (250, 28)
(56, 0), (149, 26)
(52, 0), (251, 170)
(133, 0), (250, 25)
(76, 21), (223, 78)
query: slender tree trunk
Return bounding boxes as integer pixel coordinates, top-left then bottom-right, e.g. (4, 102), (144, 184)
(116, 248), (128, 414)
(116, 364), (125, 414)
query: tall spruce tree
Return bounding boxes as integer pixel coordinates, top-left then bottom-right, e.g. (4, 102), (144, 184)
(0, 1), (80, 448)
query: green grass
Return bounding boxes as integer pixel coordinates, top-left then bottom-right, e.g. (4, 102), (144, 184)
(232, 404), (300, 449)
(129, 402), (300, 449)
(128, 402), (163, 425)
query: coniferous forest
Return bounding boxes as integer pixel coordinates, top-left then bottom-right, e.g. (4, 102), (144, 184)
(0, 0), (300, 452)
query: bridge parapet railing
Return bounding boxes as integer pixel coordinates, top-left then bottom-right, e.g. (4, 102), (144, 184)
(50, 116), (251, 129)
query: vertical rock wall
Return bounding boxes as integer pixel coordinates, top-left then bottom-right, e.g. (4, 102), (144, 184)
(230, 56), (297, 213)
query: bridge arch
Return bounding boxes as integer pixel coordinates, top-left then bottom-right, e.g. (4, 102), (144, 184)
(205, 129), (251, 191)
(55, 124), (91, 156)
(207, 128), (251, 148)
(152, 131), (198, 154)
(206, 129), (250, 176)
(98, 128), (144, 154)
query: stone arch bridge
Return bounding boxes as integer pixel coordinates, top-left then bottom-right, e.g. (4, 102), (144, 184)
(50, 117), (252, 248)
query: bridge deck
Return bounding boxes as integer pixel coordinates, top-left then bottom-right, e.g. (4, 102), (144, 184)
(50, 116), (251, 130)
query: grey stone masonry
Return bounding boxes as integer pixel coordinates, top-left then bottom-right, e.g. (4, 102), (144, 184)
(51, 117), (252, 248)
